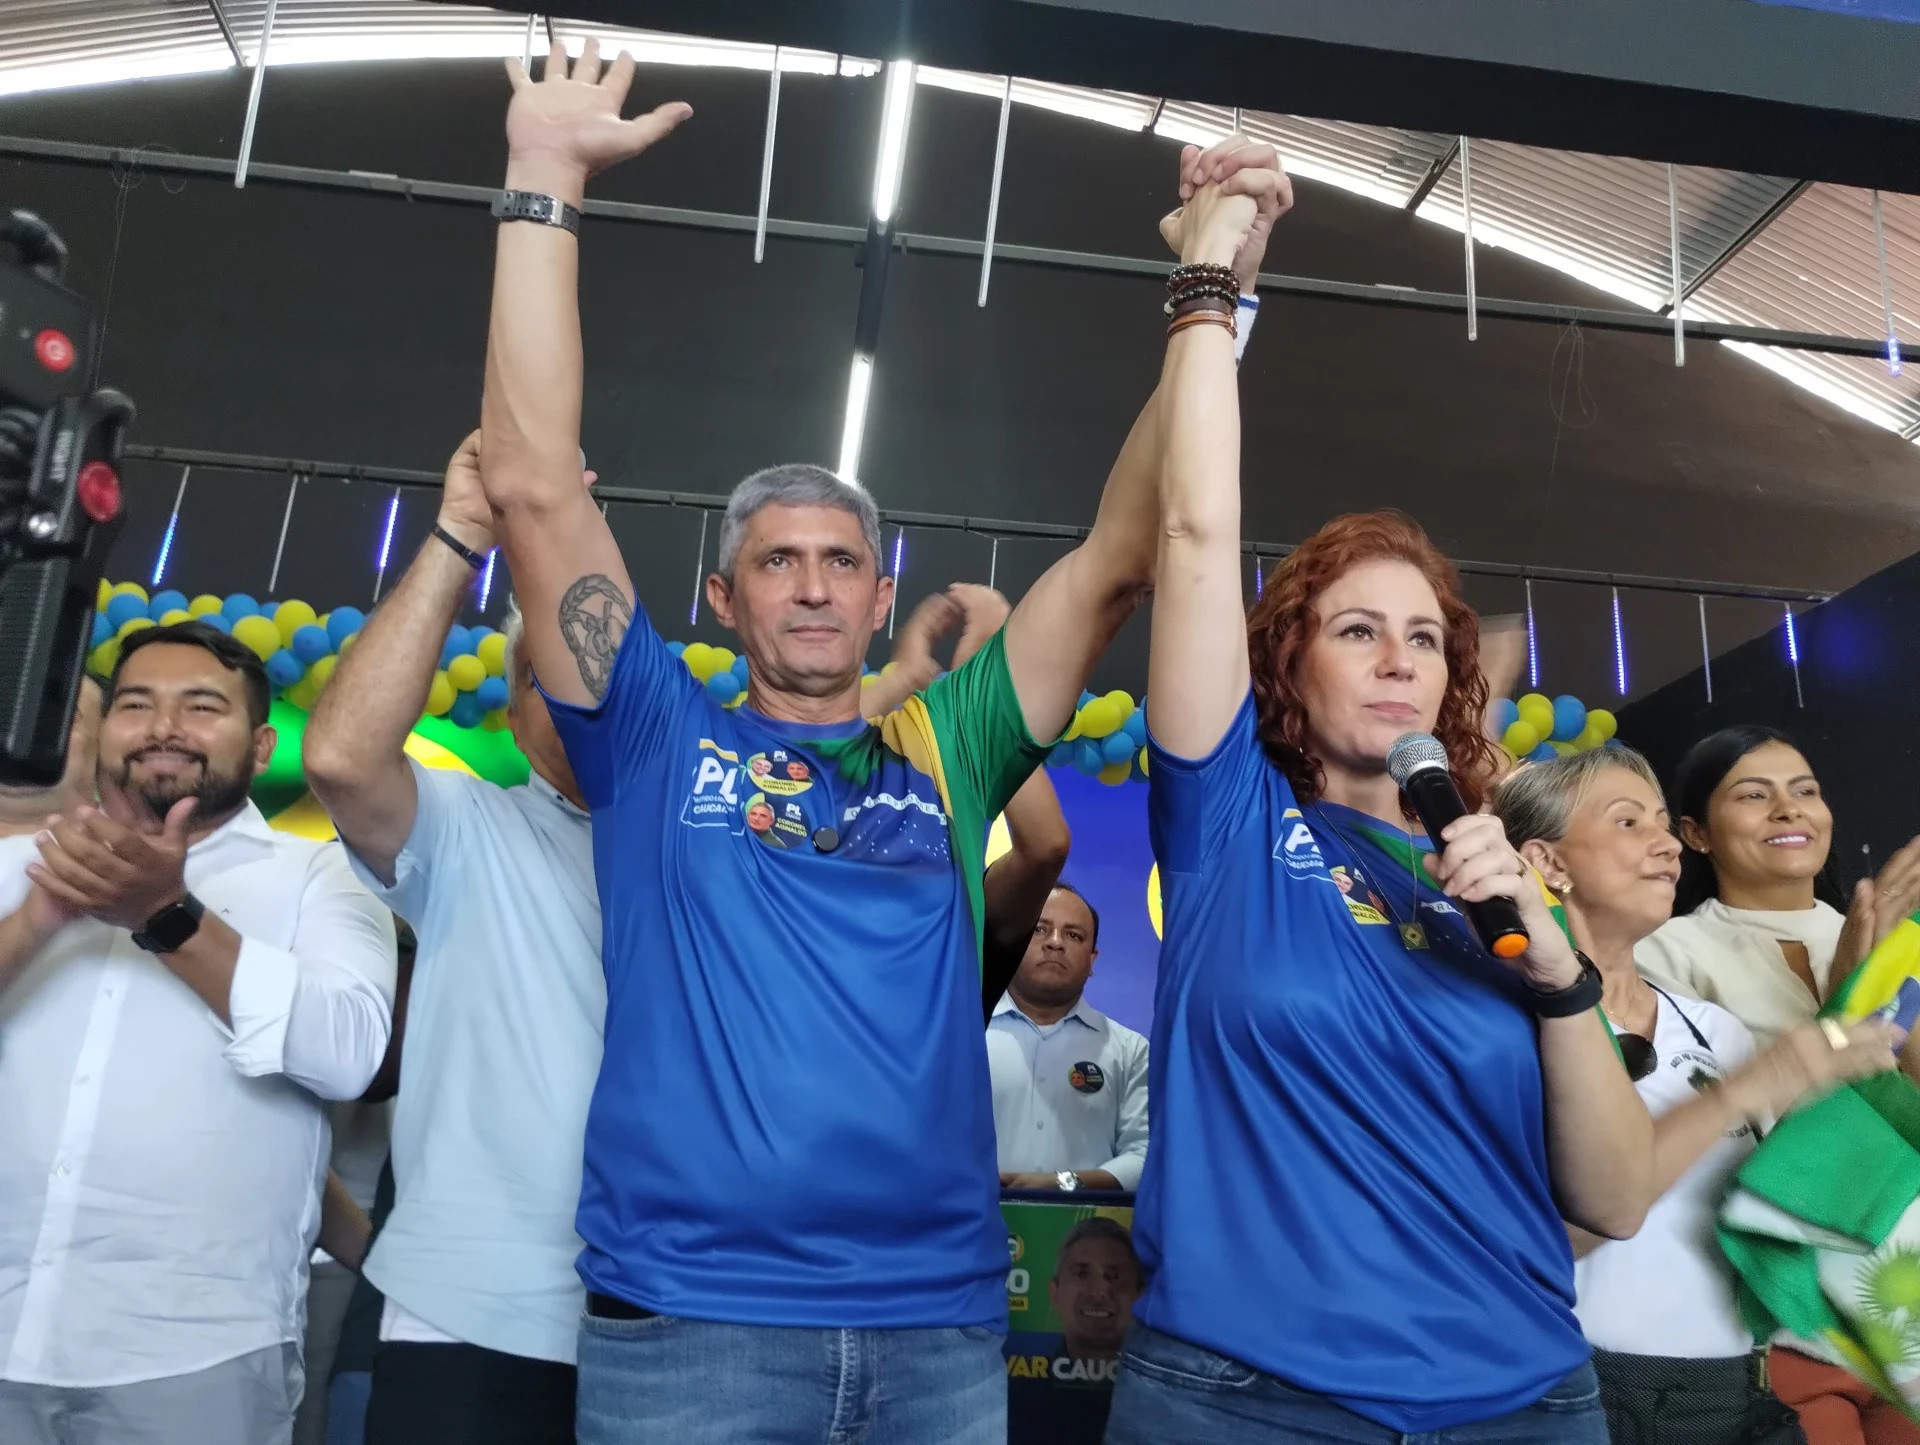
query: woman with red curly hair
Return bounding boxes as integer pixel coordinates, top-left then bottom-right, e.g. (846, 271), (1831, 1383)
(1105, 166), (1655, 1445)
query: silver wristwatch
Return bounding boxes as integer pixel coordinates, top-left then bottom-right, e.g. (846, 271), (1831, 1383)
(1056, 1170), (1081, 1192)
(491, 189), (581, 236)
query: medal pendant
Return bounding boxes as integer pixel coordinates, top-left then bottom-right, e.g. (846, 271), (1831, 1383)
(1399, 922), (1430, 951)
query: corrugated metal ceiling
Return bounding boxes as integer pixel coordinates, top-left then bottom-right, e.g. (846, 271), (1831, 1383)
(7, 0), (1920, 442)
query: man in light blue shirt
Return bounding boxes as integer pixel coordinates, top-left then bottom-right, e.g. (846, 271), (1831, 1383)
(988, 884), (1150, 1193)
(305, 431), (602, 1445)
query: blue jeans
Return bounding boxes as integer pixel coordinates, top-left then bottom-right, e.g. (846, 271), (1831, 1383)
(1105, 1324), (1608, 1445)
(576, 1312), (1006, 1444)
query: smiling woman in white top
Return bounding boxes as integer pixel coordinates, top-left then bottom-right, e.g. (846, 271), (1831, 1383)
(1634, 725), (1920, 1444)
(1496, 746), (1898, 1445)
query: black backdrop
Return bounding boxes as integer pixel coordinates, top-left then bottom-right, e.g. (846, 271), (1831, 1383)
(5, 57), (1918, 698)
(1619, 549), (1920, 889)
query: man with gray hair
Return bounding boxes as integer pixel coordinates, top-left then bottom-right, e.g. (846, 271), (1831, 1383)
(304, 429), (602, 1445)
(474, 41), (1290, 1445)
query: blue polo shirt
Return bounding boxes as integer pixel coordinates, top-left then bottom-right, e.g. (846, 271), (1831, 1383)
(543, 609), (1045, 1328)
(1137, 692), (1587, 1431)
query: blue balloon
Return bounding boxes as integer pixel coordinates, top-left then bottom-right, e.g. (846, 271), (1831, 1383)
(1101, 731), (1136, 765)
(1122, 708), (1148, 745)
(1526, 741), (1557, 763)
(1491, 697), (1520, 734)
(90, 611), (112, 648)
(666, 640), (686, 657)
(1048, 742), (1075, 769)
(289, 624), (332, 664)
(1550, 695), (1587, 743)
(449, 693), (486, 729)
(1604, 737), (1625, 750)
(475, 676), (509, 712)
(222, 593), (259, 621)
(733, 653), (750, 678)
(105, 593), (147, 631)
(325, 606), (365, 648)
(198, 612), (232, 634)
(1078, 690), (1097, 710)
(705, 671), (742, 703)
(1073, 739), (1105, 775)
(148, 589), (187, 620)
(439, 626), (473, 669)
(265, 649), (304, 688)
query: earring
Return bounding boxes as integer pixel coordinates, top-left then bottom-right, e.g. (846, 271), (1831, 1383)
(1557, 879), (1574, 895)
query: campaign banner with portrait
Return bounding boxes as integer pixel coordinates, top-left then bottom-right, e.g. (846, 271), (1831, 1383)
(1002, 1195), (1141, 1445)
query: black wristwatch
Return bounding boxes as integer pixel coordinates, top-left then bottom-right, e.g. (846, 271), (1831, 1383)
(1526, 951), (1605, 1018)
(132, 893), (205, 954)
(491, 189), (581, 236)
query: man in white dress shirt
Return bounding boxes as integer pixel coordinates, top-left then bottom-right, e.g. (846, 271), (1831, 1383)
(0, 622), (397, 1445)
(987, 883), (1150, 1193)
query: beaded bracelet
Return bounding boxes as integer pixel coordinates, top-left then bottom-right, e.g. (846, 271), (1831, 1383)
(1163, 283), (1241, 316)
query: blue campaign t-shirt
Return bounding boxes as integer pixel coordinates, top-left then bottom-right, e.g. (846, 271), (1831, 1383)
(1137, 692), (1588, 1431)
(542, 607), (1044, 1329)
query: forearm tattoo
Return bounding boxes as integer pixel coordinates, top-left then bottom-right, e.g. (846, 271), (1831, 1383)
(558, 573), (633, 701)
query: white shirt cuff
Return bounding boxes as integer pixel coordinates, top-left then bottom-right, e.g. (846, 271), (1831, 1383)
(220, 936), (298, 1077)
(1098, 1152), (1146, 1191)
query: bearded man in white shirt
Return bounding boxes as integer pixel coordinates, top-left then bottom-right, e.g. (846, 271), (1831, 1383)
(0, 622), (397, 1445)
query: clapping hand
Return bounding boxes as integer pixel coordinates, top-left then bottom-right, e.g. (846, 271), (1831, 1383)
(1832, 834), (1920, 977)
(27, 801), (196, 933)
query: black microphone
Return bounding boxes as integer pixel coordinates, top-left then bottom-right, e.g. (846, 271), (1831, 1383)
(1386, 732), (1530, 960)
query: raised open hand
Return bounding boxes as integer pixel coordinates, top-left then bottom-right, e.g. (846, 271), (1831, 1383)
(505, 38), (692, 186)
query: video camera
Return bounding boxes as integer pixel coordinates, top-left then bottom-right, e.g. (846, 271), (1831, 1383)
(0, 210), (131, 786)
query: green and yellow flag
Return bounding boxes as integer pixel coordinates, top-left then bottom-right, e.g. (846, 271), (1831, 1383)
(1718, 912), (1920, 1417)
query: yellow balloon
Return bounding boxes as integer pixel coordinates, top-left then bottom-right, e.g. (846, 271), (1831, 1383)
(309, 655), (338, 689)
(286, 677), (320, 711)
(274, 600), (318, 646)
(1502, 720), (1540, 757)
(477, 632), (509, 677)
(1587, 708), (1618, 742)
(860, 672), (878, 688)
(110, 581), (148, 603)
(1102, 689), (1136, 717)
(1550, 740), (1577, 757)
(1517, 693), (1554, 739)
(881, 661), (898, 676)
(159, 608), (192, 626)
(1573, 724), (1604, 752)
(682, 642), (714, 680)
(97, 578), (113, 610)
(447, 654), (486, 692)
(708, 648), (736, 677)
(232, 614), (282, 661)
(1138, 746), (1150, 777)
(1097, 760), (1132, 785)
(117, 616), (155, 640)
(340, 633), (357, 655)
(426, 672), (455, 717)
(87, 640), (119, 676)
(188, 594), (223, 617)
(1079, 699), (1121, 739)
(481, 707), (510, 731)
(1062, 712), (1084, 742)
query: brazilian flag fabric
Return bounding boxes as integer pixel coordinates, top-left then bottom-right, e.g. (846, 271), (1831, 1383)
(1718, 913), (1920, 1416)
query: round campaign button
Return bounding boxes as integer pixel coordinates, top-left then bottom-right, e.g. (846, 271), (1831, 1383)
(811, 826), (840, 853)
(34, 328), (75, 373)
(1069, 1062), (1105, 1095)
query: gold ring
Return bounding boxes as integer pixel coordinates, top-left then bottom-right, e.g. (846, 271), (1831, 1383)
(1819, 1018), (1850, 1051)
